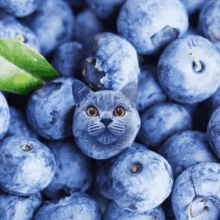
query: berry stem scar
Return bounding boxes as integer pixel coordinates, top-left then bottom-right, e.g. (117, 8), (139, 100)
(189, 52), (202, 72)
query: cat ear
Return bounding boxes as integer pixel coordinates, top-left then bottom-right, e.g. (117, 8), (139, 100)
(72, 79), (92, 104)
(120, 81), (138, 107)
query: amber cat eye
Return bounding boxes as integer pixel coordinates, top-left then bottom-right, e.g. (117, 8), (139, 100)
(87, 106), (98, 117)
(114, 106), (125, 117)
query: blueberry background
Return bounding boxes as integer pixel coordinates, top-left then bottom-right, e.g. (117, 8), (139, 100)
(0, 0), (220, 219)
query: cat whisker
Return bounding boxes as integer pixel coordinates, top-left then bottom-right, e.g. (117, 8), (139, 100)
(88, 127), (106, 136)
(88, 127), (102, 131)
(89, 123), (100, 128)
(112, 126), (124, 129)
(108, 128), (125, 135)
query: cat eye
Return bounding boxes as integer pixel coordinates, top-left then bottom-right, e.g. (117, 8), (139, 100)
(114, 106), (125, 117)
(87, 106), (98, 117)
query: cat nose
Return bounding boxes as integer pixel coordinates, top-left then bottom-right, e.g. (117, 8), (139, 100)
(101, 118), (113, 127)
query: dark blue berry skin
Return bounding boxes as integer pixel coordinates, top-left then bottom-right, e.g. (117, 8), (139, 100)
(172, 163), (220, 220)
(42, 138), (93, 200)
(86, 185), (111, 217)
(199, 1), (220, 50)
(33, 192), (102, 220)
(0, 135), (56, 196)
(74, 9), (104, 48)
(206, 86), (220, 119)
(0, 92), (10, 141)
(180, 0), (207, 15)
(26, 77), (75, 140)
(1, 91), (8, 98)
(0, 190), (42, 220)
(82, 32), (140, 91)
(19, 0), (75, 57)
(137, 103), (192, 149)
(103, 201), (166, 220)
(63, 0), (83, 9)
(157, 35), (220, 104)
(86, 0), (126, 20)
(136, 65), (167, 114)
(207, 107), (220, 159)
(108, 148), (173, 212)
(51, 41), (83, 78)
(6, 107), (38, 139)
(95, 142), (148, 200)
(117, 0), (188, 56)
(0, 0), (43, 18)
(159, 130), (218, 180)
(183, 25), (200, 37)
(0, 13), (41, 53)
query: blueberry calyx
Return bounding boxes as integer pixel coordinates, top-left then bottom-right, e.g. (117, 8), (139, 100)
(20, 143), (33, 151)
(188, 197), (209, 220)
(129, 162), (143, 174)
(82, 57), (105, 90)
(192, 61), (204, 73)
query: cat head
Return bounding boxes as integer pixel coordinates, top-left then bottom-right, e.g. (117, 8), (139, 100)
(72, 79), (141, 160)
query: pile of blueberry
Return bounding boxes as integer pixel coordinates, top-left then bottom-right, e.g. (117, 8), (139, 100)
(1, 0), (220, 219)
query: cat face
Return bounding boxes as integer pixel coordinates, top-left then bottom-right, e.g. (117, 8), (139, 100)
(72, 79), (141, 160)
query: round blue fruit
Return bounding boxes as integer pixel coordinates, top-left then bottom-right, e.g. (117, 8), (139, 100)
(0, 135), (56, 196)
(34, 192), (101, 220)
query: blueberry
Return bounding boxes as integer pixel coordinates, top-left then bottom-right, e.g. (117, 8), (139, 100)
(42, 137), (93, 200)
(180, 0), (207, 15)
(0, 13), (41, 53)
(108, 149), (173, 211)
(51, 41), (83, 78)
(159, 130), (218, 180)
(82, 32), (140, 91)
(117, 0), (188, 55)
(157, 35), (220, 104)
(6, 107), (38, 139)
(172, 163), (220, 220)
(95, 142), (148, 200)
(72, 79), (141, 159)
(136, 64), (167, 114)
(0, 190), (42, 220)
(26, 77), (75, 140)
(207, 107), (220, 159)
(0, 0), (43, 18)
(33, 192), (101, 220)
(137, 103), (192, 149)
(0, 135), (56, 196)
(0, 92), (10, 141)
(19, 0), (75, 57)
(206, 86), (220, 119)
(86, 0), (126, 20)
(74, 9), (104, 48)
(103, 201), (166, 220)
(199, 0), (220, 49)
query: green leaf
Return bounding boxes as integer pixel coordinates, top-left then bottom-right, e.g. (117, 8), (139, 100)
(0, 37), (59, 95)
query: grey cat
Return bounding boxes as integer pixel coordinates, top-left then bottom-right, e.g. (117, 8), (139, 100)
(72, 79), (141, 160)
